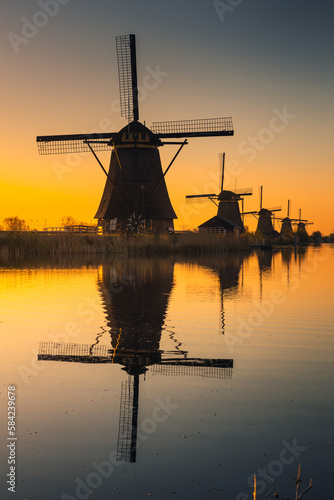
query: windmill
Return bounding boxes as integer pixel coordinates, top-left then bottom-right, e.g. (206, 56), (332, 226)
(295, 209), (313, 232)
(243, 186), (281, 236)
(293, 208), (313, 244)
(185, 153), (252, 232)
(278, 201), (312, 235)
(280, 200), (294, 234)
(36, 34), (234, 233)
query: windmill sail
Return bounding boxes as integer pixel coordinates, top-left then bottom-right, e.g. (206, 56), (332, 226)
(151, 117), (233, 138)
(36, 133), (113, 155)
(116, 34), (139, 122)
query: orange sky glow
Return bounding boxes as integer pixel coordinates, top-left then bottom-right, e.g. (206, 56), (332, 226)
(1, 2), (333, 234)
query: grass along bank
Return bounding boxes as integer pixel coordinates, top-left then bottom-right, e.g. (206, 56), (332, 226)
(0, 231), (250, 257)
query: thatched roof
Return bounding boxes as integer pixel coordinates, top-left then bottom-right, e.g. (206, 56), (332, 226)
(198, 215), (241, 232)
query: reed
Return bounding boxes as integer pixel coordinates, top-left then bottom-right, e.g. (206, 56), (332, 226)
(0, 231), (250, 257)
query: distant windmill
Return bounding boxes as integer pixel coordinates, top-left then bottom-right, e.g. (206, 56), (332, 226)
(243, 186), (281, 236)
(36, 34), (234, 233)
(278, 201), (312, 234)
(186, 153), (252, 233)
(295, 208), (313, 233)
(280, 200), (294, 234)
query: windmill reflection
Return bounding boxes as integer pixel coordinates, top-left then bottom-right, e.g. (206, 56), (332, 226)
(192, 254), (245, 332)
(38, 257), (235, 463)
(255, 249), (274, 301)
(281, 247), (307, 285)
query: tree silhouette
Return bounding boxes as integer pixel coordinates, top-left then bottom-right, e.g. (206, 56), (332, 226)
(3, 216), (29, 231)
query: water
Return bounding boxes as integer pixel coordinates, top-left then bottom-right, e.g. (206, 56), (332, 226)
(1, 246), (333, 499)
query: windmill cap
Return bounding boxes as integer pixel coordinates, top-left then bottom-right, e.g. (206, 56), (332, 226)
(115, 120), (158, 145)
(258, 208), (272, 216)
(218, 190), (240, 201)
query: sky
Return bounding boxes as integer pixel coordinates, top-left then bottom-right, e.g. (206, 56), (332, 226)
(1, 0), (333, 233)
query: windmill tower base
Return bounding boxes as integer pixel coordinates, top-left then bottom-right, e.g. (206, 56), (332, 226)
(281, 217), (293, 234)
(98, 217), (174, 233)
(296, 222), (309, 243)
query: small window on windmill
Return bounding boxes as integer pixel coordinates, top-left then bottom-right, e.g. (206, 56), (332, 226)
(109, 218), (117, 231)
(141, 133), (147, 140)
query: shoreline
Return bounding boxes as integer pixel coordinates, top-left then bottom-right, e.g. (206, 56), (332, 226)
(0, 232), (251, 257)
(0, 231), (327, 258)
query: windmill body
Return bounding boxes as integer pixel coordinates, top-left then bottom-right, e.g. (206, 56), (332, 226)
(280, 216), (293, 234)
(216, 190), (245, 229)
(295, 209), (313, 241)
(242, 186), (281, 237)
(36, 34), (234, 232)
(94, 121), (176, 232)
(256, 208), (277, 235)
(279, 199), (295, 235)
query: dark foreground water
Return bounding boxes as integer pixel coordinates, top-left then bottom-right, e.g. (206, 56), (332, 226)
(1, 245), (333, 500)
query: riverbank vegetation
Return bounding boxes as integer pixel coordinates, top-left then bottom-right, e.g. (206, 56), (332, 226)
(0, 231), (251, 257)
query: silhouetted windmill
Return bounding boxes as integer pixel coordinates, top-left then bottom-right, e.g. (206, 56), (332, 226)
(278, 201), (311, 235)
(243, 186), (281, 236)
(295, 209), (313, 231)
(36, 34), (234, 232)
(280, 200), (294, 234)
(292, 209), (313, 243)
(186, 153), (252, 232)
